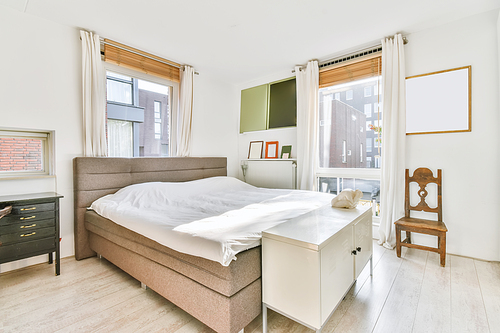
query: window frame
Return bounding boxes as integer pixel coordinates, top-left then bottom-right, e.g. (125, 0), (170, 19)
(0, 128), (55, 179)
(104, 63), (179, 157)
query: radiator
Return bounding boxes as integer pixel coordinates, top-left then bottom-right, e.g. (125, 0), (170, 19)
(242, 159), (297, 189)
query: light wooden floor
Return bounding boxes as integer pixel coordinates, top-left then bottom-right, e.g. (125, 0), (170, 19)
(1, 241), (499, 333)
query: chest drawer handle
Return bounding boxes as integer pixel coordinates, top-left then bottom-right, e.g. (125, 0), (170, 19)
(20, 223), (37, 229)
(20, 232), (36, 237)
(20, 216), (36, 220)
(20, 207), (37, 211)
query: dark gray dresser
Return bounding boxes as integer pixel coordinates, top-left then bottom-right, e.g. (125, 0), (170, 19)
(0, 192), (63, 275)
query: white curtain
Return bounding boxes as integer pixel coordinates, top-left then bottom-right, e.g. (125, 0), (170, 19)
(80, 30), (107, 157)
(177, 65), (194, 157)
(295, 60), (319, 191)
(378, 34), (406, 249)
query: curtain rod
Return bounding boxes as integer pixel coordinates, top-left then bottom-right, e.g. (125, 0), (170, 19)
(294, 35), (408, 73)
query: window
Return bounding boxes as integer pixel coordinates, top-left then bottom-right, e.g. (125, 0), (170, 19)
(318, 56), (381, 170)
(364, 104), (372, 117)
(154, 101), (162, 139)
(106, 72), (133, 104)
(0, 129), (53, 178)
(106, 69), (175, 157)
(342, 140), (347, 164)
(334, 92), (340, 101)
(103, 39), (180, 157)
(317, 54), (382, 215)
(364, 86), (372, 97)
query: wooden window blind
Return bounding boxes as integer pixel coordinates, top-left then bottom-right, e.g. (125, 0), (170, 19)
(104, 39), (180, 83)
(319, 54), (381, 88)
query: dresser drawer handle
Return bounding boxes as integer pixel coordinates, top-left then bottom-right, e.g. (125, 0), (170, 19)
(20, 223), (37, 229)
(20, 207), (37, 211)
(20, 216), (36, 220)
(20, 232), (36, 237)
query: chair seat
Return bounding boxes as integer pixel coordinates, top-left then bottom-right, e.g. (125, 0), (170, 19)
(395, 216), (447, 232)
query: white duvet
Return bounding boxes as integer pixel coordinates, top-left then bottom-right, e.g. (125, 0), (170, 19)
(91, 176), (333, 266)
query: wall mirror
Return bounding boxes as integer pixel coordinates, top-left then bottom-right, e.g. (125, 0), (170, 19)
(406, 66), (471, 135)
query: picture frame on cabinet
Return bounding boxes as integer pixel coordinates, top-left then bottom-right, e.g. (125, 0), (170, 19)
(265, 141), (279, 159)
(281, 145), (292, 159)
(248, 141), (264, 159)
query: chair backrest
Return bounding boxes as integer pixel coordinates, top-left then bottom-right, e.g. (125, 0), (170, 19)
(405, 168), (442, 221)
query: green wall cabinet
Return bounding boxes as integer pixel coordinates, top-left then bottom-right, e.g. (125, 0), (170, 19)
(240, 84), (269, 133)
(269, 78), (297, 129)
(240, 78), (296, 133)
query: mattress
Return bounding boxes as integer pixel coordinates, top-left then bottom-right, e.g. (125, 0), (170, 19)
(90, 176), (333, 266)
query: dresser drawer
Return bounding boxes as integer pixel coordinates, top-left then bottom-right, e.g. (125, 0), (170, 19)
(0, 226), (55, 246)
(11, 202), (55, 214)
(0, 227), (56, 247)
(0, 210), (56, 225)
(0, 218), (55, 234)
(0, 237), (55, 263)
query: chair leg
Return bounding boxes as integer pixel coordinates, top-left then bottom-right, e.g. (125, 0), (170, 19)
(439, 233), (446, 267)
(395, 225), (402, 258)
(406, 231), (412, 244)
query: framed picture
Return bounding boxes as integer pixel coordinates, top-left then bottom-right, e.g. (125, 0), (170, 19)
(248, 141), (263, 159)
(281, 145), (292, 159)
(406, 66), (471, 135)
(265, 141), (279, 159)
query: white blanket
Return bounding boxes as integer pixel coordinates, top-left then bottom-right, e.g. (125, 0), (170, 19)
(91, 177), (333, 266)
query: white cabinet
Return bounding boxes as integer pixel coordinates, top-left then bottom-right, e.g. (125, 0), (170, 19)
(354, 215), (373, 278)
(262, 204), (372, 332)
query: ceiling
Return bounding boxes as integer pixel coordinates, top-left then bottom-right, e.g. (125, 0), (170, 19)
(2, 0), (499, 85)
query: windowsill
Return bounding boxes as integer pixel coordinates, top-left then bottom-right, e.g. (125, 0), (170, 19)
(0, 175), (56, 181)
(316, 168), (381, 180)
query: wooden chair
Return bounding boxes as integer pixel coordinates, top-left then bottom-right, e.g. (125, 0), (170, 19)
(395, 168), (448, 266)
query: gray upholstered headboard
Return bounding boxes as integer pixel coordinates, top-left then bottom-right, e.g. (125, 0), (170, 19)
(73, 157), (227, 260)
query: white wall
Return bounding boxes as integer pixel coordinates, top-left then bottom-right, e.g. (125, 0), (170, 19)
(191, 74), (239, 176)
(0, 6), (82, 272)
(405, 9), (500, 261)
(497, 9), (500, 262)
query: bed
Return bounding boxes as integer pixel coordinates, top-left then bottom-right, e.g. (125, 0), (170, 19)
(73, 157), (331, 333)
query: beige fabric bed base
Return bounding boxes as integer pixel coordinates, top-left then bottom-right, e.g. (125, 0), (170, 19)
(85, 210), (261, 297)
(73, 157), (261, 333)
(89, 232), (261, 333)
